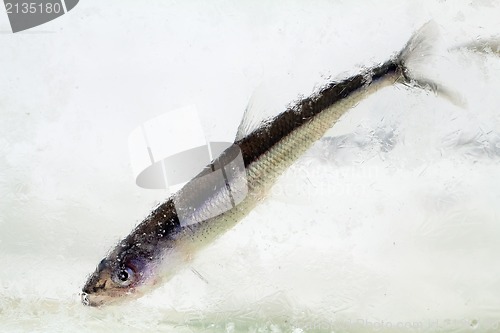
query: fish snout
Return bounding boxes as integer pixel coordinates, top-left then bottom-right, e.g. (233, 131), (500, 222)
(80, 291), (107, 307)
(80, 292), (90, 306)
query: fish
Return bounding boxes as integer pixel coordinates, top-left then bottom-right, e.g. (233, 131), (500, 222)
(82, 22), (443, 307)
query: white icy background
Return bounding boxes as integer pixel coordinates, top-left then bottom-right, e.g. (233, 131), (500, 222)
(1, 0), (500, 332)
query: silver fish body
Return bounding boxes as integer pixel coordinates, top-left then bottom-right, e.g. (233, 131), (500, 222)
(82, 23), (439, 306)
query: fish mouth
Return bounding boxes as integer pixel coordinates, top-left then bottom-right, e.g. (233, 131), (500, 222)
(80, 287), (134, 307)
(80, 282), (147, 307)
(80, 292), (93, 306)
(80, 291), (116, 307)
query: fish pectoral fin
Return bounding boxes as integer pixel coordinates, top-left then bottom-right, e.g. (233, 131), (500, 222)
(190, 267), (209, 284)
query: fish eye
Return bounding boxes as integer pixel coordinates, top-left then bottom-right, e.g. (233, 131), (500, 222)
(114, 266), (135, 287)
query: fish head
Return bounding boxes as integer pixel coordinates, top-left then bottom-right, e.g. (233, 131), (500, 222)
(81, 249), (157, 307)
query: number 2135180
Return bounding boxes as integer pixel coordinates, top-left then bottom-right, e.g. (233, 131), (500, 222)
(5, 2), (62, 14)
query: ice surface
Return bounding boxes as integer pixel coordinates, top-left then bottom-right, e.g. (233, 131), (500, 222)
(1, 0), (500, 332)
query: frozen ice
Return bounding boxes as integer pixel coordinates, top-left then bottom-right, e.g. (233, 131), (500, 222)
(1, 0), (500, 332)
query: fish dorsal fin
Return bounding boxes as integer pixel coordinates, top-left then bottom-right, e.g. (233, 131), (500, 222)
(235, 79), (287, 141)
(235, 70), (324, 141)
(236, 84), (277, 140)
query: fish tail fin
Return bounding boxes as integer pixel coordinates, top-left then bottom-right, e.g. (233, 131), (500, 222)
(395, 21), (465, 107)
